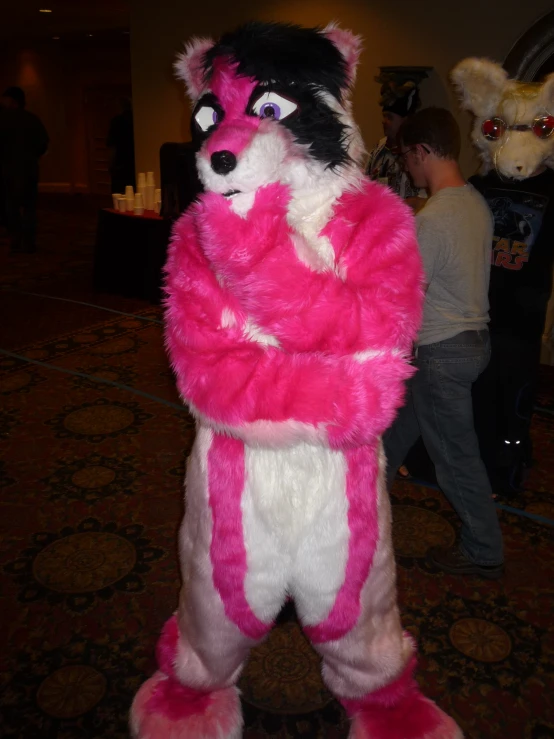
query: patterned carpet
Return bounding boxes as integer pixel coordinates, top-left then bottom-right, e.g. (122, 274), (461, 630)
(1, 197), (553, 739)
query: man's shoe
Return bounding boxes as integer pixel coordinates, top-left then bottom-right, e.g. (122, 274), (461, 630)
(428, 546), (504, 580)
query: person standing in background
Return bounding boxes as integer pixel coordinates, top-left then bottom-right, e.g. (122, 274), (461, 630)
(107, 98), (136, 195)
(384, 107), (504, 579)
(0, 86), (49, 254)
(470, 165), (554, 494)
(366, 66), (429, 209)
(367, 67), (430, 480)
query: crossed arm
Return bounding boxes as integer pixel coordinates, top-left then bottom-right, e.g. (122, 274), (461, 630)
(165, 206), (417, 449)
(196, 182), (423, 356)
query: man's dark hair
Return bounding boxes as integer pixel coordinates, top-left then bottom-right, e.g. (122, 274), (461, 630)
(2, 86), (26, 108)
(398, 106), (461, 160)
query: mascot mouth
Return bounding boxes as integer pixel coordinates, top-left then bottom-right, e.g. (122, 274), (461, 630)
(223, 190), (241, 197)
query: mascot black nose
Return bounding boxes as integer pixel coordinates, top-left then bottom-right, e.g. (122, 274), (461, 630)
(211, 150), (237, 174)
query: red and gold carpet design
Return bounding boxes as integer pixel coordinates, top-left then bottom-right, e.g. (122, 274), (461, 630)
(1, 197), (553, 738)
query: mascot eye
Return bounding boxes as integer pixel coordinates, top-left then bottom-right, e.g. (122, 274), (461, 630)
(482, 117), (506, 141)
(532, 115), (554, 139)
(251, 93), (298, 121)
(194, 105), (221, 132)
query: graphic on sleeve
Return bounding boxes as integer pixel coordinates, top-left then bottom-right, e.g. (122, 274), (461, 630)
(486, 188), (549, 271)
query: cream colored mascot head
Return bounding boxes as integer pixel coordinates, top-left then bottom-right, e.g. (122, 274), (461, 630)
(451, 58), (554, 179)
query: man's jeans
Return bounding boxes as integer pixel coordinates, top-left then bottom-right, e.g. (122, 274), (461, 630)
(384, 330), (504, 566)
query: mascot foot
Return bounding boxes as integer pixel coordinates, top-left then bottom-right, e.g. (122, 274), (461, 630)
(130, 670), (242, 739)
(347, 688), (463, 739)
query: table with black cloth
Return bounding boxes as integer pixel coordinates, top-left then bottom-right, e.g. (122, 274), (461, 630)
(93, 208), (173, 304)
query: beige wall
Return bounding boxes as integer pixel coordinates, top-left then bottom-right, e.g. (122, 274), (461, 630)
(131, 0), (553, 183)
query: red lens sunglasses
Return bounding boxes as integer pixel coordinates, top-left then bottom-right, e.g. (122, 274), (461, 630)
(482, 115), (554, 141)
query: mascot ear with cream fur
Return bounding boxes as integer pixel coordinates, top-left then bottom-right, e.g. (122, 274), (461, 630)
(541, 73), (554, 115)
(451, 57), (554, 178)
(451, 58), (511, 118)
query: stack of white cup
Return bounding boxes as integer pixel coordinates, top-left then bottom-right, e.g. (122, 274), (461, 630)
(137, 172), (146, 204)
(144, 172), (155, 211)
(134, 192), (144, 215)
(125, 185), (134, 212)
(113, 174), (159, 216)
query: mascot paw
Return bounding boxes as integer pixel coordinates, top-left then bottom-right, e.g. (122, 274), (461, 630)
(348, 690), (463, 739)
(130, 670), (242, 739)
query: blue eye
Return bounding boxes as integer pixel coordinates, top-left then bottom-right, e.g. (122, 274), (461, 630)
(251, 93), (298, 121)
(260, 102), (280, 119)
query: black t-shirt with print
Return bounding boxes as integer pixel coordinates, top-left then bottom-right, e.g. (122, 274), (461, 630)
(470, 168), (554, 343)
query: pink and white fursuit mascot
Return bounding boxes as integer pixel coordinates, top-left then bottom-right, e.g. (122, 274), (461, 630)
(131, 21), (462, 739)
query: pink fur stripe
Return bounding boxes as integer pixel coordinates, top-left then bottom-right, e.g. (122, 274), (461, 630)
(341, 655), (418, 714)
(155, 614), (181, 677)
(131, 670), (243, 738)
(145, 674), (213, 721)
(341, 652), (462, 739)
(207, 433), (271, 640)
(205, 59), (259, 157)
(304, 445), (379, 643)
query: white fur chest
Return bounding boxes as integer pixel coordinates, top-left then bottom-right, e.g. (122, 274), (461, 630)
(285, 164), (348, 272)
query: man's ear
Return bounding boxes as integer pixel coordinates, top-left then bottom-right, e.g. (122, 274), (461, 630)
(451, 58), (508, 117)
(412, 144), (427, 163)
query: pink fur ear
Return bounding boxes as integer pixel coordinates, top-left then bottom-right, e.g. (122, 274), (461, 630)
(451, 57), (508, 117)
(322, 22), (362, 89)
(175, 37), (215, 101)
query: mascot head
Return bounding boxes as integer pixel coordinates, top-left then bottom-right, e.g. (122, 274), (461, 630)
(175, 21), (364, 200)
(451, 58), (554, 179)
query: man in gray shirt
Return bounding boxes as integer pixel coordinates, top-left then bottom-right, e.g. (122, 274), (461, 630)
(384, 107), (504, 579)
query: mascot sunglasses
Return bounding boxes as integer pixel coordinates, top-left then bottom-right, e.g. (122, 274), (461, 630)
(482, 114), (554, 140)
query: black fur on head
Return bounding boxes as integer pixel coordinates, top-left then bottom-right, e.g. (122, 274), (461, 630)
(202, 21), (352, 169)
(203, 21), (349, 101)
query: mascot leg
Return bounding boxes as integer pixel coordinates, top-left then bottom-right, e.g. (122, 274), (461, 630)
(296, 444), (463, 739)
(131, 430), (283, 739)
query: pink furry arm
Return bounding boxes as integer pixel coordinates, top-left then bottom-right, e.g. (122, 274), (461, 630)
(198, 181), (423, 355)
(165, 212), (414, 447)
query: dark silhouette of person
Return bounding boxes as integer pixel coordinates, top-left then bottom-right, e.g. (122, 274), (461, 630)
(106, 98), (136, 194)
(0, 86), (49, 253)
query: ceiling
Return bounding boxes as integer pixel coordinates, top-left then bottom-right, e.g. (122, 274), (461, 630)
(1, 0), (130, 40)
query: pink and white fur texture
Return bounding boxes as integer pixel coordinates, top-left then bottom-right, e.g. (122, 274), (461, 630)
(130, 21), (463, 739)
